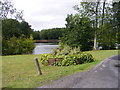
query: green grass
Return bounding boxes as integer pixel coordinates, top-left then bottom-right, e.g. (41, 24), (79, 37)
(2, 50), (119, 88)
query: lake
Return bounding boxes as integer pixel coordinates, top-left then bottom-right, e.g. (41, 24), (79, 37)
(33, 43), (59, 54)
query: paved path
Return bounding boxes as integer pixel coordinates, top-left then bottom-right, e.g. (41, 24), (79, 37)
(39, 54), (120, 88)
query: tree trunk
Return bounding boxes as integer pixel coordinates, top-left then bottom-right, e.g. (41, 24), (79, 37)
(93, 1), (100, 50)
(93, 31), (97, 50)
(102, 0), (106, 26)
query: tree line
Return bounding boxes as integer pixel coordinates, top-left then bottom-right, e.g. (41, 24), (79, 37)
(60, 1), (120, 51)
(1, 0), (64, 55)
(1, 0), (120, 55)
(34, 1), (120, 51)
(2, 19), (35, 55)
(1, 0), (35, 55)
(33, 28), (65, 40)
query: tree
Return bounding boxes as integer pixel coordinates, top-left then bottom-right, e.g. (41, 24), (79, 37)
(112, 1), (120, 44)
(2, 35), (35, 55)
(98, 23), (117, 49)
(40, 28), (64, 40)
(33, 31), (40, 40)
(2, 19), (35, 55)
(0, 0), (24, 20)
(93, 1), (100, 50)
(2, 19), (22, 39)
(2, 19), (33, 39)
(73, 1), (101, 50)
(19, 21), (33, 38)
(73, 1), (116, 50)
(101, 0), (106, 26)
(60, 14), (94, 51)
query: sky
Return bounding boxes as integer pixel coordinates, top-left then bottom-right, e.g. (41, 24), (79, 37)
(12, 0), (81, 31)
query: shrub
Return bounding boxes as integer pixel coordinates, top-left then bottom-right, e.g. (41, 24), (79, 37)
(39, 52), (95, 66)
(61, 53), (94, 66)
(61, 55), (77, 66)
(2, 35), (35, 55)
(39, 54), (52, 66)
(69, 47), (80, 55)
(51, 45), (80, 56)
(75, 53), (94, 64)
(53, 62), (62, 66)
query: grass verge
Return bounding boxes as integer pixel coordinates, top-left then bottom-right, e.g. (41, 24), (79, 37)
(2, 50), (118, 88)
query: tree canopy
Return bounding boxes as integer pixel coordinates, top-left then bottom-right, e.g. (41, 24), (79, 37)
(60, 1), (119, 50)
(40, 28), (65, 40)
(60, 14), (94, 51)
(0, 0), (24, 20)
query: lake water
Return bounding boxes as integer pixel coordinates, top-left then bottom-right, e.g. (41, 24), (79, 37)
(33, 43), (59, 54)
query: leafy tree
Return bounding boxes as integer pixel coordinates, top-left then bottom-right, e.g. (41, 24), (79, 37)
(98, 23), (117, 49)
(33, 31), (40, 40)
(40, 29), (49, 40)
(60, 14), (94, 51)
(40, 28), (64, 40)
(73, 1), (101, 50)
(0, 0), (24, 20)
(2, 19), (35, 55)
(73, 1), (116, 50)
(2, 19), (22, 39)
(112, 1), (120, 44)
(2, 35), (35, 55)
(1, 0), (35, 55)
(101, 0), (106, 26)
(19, 21), (33, 38)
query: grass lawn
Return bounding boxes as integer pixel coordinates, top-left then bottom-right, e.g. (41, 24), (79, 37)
(2, 50), (119, 88)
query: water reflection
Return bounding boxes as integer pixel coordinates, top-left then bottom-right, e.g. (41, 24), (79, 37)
(33, 43), (59, 54)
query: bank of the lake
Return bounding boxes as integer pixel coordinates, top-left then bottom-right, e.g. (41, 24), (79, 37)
(2, 50), (118, 88)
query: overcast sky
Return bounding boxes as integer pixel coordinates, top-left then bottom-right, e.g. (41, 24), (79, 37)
(12, 0), (81, 31)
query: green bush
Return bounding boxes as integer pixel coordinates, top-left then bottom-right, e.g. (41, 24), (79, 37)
(39, 52), (95, 66)
(75, 53), (94, 64)
(51, 45), (80, 56)
(61, 53), (94, 66)
(2, 35), (35, 55)
(39, 54), (52, 66)
(61, 55), (77, 66)
(69, 47), (80, 55)
(53, 62), (62, 66)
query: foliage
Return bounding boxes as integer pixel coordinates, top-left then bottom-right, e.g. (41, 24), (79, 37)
(60, 14), (94, 51)
(61, 55), (77, 66)
(19, 21), (33, 38)
(40, 28), (65, 40)
(33, 31), (40, 40)
(1, 1), (34, 55)
(2, 19), (34, 55)
(61, 53), (94, 66)
(39, 51), (94, 66)
(97, 23), (117, 49)
(73, 1), (118, 50)
(53, 61), (62, 66)
(2, 35), (35, 55)
(2, 19), (21, 39)
(73, 2), (101, 50)
(52, 45), (80, 56)
(2, 19), (33, 39)
(112, 1), (120, 45)
(0, 0), (24, 20)
(56, 45), (72, 55)
(69, 47), (81, 55)
(39, 54), (52, 66)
